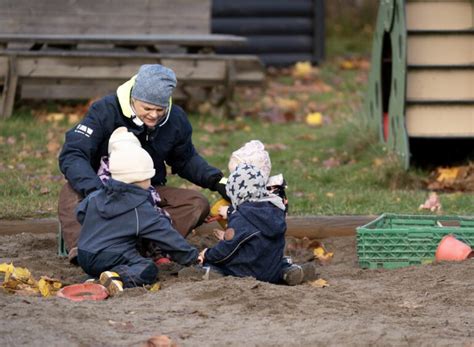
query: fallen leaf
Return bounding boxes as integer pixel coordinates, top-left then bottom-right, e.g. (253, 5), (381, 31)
(39, 187), (50, 195)
(340, 60), (355, 70)
(47, 141), (61, 154)
(323, 157), (341, 169)
(325, 192), (335, 198)
(305, 112), (323, 127)
(310, 278), (329, 288)
(436, 168), (459, 182)
(313, 245), (334, 263)
(37, 277), (62, 297)
(266, 143), (288, 151)
(149, 283), (161, 292)
(275, 98), (299, 113)
(45, 113), (66, 122)
(292, 61), (314, 79)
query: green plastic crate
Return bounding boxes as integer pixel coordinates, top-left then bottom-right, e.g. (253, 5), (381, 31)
(356, 213), (474, 269)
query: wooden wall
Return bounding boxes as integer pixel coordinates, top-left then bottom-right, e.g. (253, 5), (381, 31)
(0, 0), (210, 35)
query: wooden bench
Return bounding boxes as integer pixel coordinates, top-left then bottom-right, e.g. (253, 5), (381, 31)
(0, 0), (265, 118)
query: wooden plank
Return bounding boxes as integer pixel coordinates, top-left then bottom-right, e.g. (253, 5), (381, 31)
(0, 34), (246, 47)
(0, 215), (375, 239)
(407, 69), (474, 100)
(407, 34), (474, 65)
(15, 56), (228, 82)
(0, 0), (211, 35)
(406, 104), (474, 137)
(21, 80), (188, 101)
(12, 55), (262, 84)
(406, 2), (473, 30)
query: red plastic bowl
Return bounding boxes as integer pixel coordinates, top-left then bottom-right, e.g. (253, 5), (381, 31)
(57, 283), (109, 302)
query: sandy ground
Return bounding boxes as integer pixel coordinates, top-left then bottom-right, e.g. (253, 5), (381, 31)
(0, 231), (473, 347)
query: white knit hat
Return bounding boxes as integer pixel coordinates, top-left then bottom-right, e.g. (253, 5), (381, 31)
(228, 140), (272, 182)
(109, 145), (155, 184)
(108, 127), (141, 155)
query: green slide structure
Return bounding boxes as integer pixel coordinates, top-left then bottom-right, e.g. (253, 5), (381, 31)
(364, 0), (473, 168)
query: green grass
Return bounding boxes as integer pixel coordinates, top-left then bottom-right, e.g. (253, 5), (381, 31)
(0, 49), (473, 219)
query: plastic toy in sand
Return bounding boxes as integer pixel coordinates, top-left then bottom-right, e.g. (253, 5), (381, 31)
(435, 235), (473, 262)
(56, 283), (109, 302)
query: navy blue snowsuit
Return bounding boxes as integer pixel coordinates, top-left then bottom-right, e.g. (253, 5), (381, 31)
(76, 178), (198, 287)
(204, 201), (288, 284)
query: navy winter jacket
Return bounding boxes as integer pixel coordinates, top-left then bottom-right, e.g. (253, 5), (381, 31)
(204, 201), (287, 283)
(76, 178), (198, 265)
(59, 93), (222, 197)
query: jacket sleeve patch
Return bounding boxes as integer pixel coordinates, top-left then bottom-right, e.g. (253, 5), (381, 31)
(74, 124), (94, 137)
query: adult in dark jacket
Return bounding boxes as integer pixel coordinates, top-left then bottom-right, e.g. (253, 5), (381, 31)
(58, 64), (226, 263)
(77, 136), (198, 293)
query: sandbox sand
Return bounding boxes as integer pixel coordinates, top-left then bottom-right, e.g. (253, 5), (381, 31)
(0, 231), (472, 346)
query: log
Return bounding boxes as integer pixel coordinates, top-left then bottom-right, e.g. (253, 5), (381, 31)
(0, 216), (376, 239)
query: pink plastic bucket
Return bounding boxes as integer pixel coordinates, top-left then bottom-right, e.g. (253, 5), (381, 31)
(435, 235), (473, 262)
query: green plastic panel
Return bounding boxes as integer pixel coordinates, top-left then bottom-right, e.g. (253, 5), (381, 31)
(356, 213), (474, 269)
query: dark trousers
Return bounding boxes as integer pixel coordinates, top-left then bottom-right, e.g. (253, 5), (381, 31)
(78, 249), (158, 288)
(58, 182), (210, 262)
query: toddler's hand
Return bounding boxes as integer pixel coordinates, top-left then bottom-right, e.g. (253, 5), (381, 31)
(213, 229), (225, 241)
(218, 206), (229, 219)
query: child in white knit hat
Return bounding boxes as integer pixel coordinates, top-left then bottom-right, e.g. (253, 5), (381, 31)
(76, 128), (198, 295)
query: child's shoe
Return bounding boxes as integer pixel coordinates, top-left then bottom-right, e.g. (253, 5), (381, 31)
(99, 271), (124, 296)
(282, 262), (318, 286)
(178, 265), (223, 281)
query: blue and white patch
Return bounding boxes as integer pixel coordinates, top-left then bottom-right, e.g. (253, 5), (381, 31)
(74, 124), (94, 137)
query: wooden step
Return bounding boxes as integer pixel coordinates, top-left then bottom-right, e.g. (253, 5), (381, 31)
(407, 67), (474, 100)
(406, 1), (473, 31)
(407, 32), (473, 65)
(406, 104), (474, 137)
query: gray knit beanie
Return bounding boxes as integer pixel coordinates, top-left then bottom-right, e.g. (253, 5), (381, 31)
(131, 64), (177, 107)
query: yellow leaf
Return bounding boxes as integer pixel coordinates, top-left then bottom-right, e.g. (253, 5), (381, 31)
(14, 268), (33, 283)
(313, 247), (334, 261)
(38, 278), (52, 297)
(436, 168), (459, 182)
(313, 247), (325, 257)
(340, 60), (355, 70)
(276, 98), (299, 112)
(45, 112), (66, 122)
(0, 262), (14, 273)
(149, 283), (161, 292)
(305, 112), (323, 126)
(40, 276), (62, 291)
(310, 279), (329, 288)
(292, 61), (313, 79)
